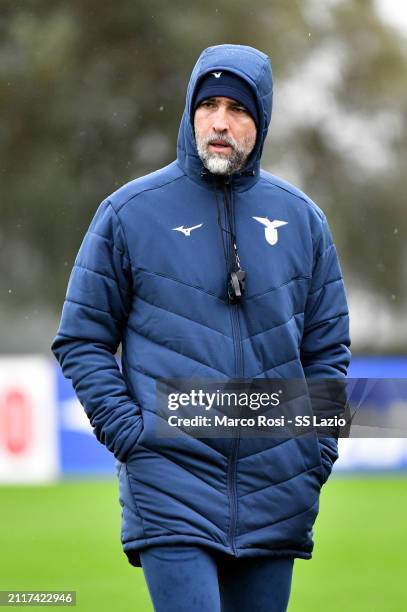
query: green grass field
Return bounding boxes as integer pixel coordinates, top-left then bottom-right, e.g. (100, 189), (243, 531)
(1, 475), (406, 611)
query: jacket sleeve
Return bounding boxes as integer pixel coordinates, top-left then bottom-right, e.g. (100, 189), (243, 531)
(300, 216), (351, 482)
(51, 198), (142, 462)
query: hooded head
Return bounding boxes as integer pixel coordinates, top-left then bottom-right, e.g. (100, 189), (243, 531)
(177, 44), (273, 185)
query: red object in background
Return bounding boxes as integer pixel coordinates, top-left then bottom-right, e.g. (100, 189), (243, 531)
(0, 389), (33, 455)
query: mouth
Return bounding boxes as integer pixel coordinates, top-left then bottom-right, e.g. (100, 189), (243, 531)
(208, 141), (232, 154)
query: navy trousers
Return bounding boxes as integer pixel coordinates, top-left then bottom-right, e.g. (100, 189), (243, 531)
(139, 544), (294, 611)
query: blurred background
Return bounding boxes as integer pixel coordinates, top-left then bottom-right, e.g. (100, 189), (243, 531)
(0, 0), (406, 610)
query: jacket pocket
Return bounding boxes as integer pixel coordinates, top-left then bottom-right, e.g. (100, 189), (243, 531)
(117, 457), (147, 535)
(122, 413), (145, 462)
(317, 437), (338, 485)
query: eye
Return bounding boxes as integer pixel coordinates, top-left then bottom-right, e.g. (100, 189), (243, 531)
(233, 106), (248, 114)
(200, 100), (216, 108)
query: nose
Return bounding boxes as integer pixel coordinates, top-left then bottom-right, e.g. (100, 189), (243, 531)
(211, 106), (229, 132)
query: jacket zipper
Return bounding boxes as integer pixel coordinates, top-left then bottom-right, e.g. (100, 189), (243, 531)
(222, 178), (244, 378)
(223, 177), (243, 556)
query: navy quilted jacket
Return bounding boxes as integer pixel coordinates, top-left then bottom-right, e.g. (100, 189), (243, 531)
(52, 44), (351, 566)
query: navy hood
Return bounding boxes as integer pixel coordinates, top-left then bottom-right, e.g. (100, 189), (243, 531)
(176, 44), (273, 183)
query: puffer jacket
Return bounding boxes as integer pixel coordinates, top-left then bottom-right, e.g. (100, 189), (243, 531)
(51, 44), (351, 567)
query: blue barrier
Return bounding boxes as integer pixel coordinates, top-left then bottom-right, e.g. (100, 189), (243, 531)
(57, 357), (407, 475)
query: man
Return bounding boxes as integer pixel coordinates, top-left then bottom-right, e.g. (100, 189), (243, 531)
(52, 44), (351, 611)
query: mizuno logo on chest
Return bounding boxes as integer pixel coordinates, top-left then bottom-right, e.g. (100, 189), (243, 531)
(173, 223), (203, 236)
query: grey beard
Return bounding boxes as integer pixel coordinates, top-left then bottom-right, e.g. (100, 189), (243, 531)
(195, 133), (253, 175)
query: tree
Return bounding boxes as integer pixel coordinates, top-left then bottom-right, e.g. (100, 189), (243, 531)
(1, 0), (406, 351)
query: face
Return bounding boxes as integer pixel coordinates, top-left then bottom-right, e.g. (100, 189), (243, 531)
(194, 96), (257, 175)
